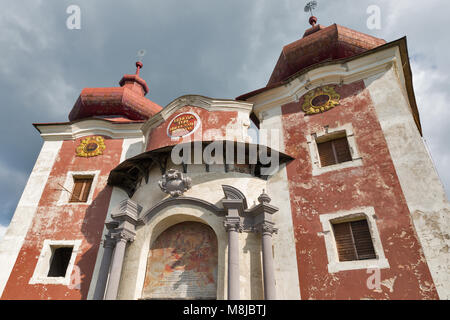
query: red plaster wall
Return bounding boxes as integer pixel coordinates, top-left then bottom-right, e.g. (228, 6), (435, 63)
(282, 81), (438, 299)
(146, 106), (238, 151)
(1, 136), (123, 300)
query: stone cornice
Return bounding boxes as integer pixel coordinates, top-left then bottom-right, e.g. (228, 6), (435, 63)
(246, 203), (279, 217)
(253, 221), (278, 236)
(34, 118), (145, 141)
(111, 199), (143, 224)
(224, 216), (243, 233)
(222, 199), (245, 216)
(111, 229), (136, 243)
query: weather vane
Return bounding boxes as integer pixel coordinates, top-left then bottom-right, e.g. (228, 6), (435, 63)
(304, 1), (317, 17)
(136, 49), (146, 62)
(304, 1), (318, 26)
(134, 49), (147, 75)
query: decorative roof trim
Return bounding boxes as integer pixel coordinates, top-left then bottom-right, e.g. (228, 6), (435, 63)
(222, 185), (248, 209)
(142, 95), (253, 134)
(34, 118), (145, 141)
(138, 197), (226, 225)
(238, 37), (422, 135)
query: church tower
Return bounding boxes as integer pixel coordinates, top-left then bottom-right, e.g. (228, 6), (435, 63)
(0, 14), (448, 300)
(237, 15), (450, 299)
(0, 63), (162, 299)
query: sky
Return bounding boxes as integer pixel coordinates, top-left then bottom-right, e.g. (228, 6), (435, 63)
(0, 0), (449, 240)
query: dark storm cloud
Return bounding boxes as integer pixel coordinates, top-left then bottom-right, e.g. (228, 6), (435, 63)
(0, 0), (449, 234)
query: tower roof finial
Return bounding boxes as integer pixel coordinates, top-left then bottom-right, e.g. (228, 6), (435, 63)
(135, 61), (143, 75)
(304, 1), (318, 26)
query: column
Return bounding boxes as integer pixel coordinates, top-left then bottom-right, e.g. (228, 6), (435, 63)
(102, 199), (142, 300)
(224, 216), (242, 300)
(261, 223), (277, 300)
(251, 190), (278, 300)
(104, 230), (135, 300)
(93, 234), (115, 300)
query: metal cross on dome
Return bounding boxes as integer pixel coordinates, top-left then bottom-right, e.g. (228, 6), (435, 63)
(304, 1), (318, 17)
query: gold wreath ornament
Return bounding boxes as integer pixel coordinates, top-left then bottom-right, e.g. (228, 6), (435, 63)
(76, 136), (106, 157)
(302, 86), (340, 115)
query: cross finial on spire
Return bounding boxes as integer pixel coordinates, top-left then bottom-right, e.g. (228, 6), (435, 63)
(304, 1), (318, 26)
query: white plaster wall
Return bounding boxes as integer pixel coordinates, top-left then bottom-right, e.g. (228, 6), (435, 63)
(120, 137), (144, 163)
(115, 163), (302, 300)
(267, 164), (301, 299)
(0, 140), (62, 296)
(259, 106), (285, 154)
(120, 166), (267, 300)
(86, 186), (128, 300)
(239, 231), (263, 299)
(87, 136), (144, 299)
(365, 66), (450, 299)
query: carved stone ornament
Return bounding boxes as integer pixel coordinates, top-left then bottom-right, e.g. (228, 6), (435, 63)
(302, 86), (340, 115)
(76, 136), (106, 157)
(254, 222), (278, 236)
(224, 218), (243, 233)
(112, 230), (136, 243)
(158, 169), (192, 197)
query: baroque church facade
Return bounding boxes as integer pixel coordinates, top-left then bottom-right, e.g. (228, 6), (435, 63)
(0, 17), (449, 300)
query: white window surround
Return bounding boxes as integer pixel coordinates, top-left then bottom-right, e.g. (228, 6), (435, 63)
(306, 123), (363, 176)
(57, 170), (100, 206)
(319, 207), (389, 273)
(29, 239), (82, 285)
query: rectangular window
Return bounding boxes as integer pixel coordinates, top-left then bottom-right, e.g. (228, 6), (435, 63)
(47, 246), (73, 277)
(317, 136), (352, 167)
(69, 176), (93, 203)
(332, 219), (376, 262)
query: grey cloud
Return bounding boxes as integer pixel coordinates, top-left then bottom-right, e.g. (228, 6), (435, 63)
(0, 0), (449, 227)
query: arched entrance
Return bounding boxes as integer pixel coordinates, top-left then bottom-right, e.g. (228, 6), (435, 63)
(141, 221), (218, 299)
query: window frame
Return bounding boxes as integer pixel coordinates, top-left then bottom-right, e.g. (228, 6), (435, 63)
(29, 239), (81, 285)
(319, 207), (389, 273)
(307, 123), (363, 176)
(58, 170), (100, 205)
(69, 176), (94, 203)
(47, 247), (74, 277)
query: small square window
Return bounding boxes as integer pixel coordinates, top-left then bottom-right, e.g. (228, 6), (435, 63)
(307, 124), (363, 176)
(319, 207), (389, 273)
(332, 219), (376, 262)
(29, 240), (81, 285)
(47, 246), (73, 277)
(317, 134), (352, 167)
(70, 176), (93, 203)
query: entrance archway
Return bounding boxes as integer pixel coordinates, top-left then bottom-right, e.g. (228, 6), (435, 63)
(141, 221), (218, 299)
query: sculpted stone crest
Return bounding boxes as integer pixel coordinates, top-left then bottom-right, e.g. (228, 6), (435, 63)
(158, 169), (192, 197)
